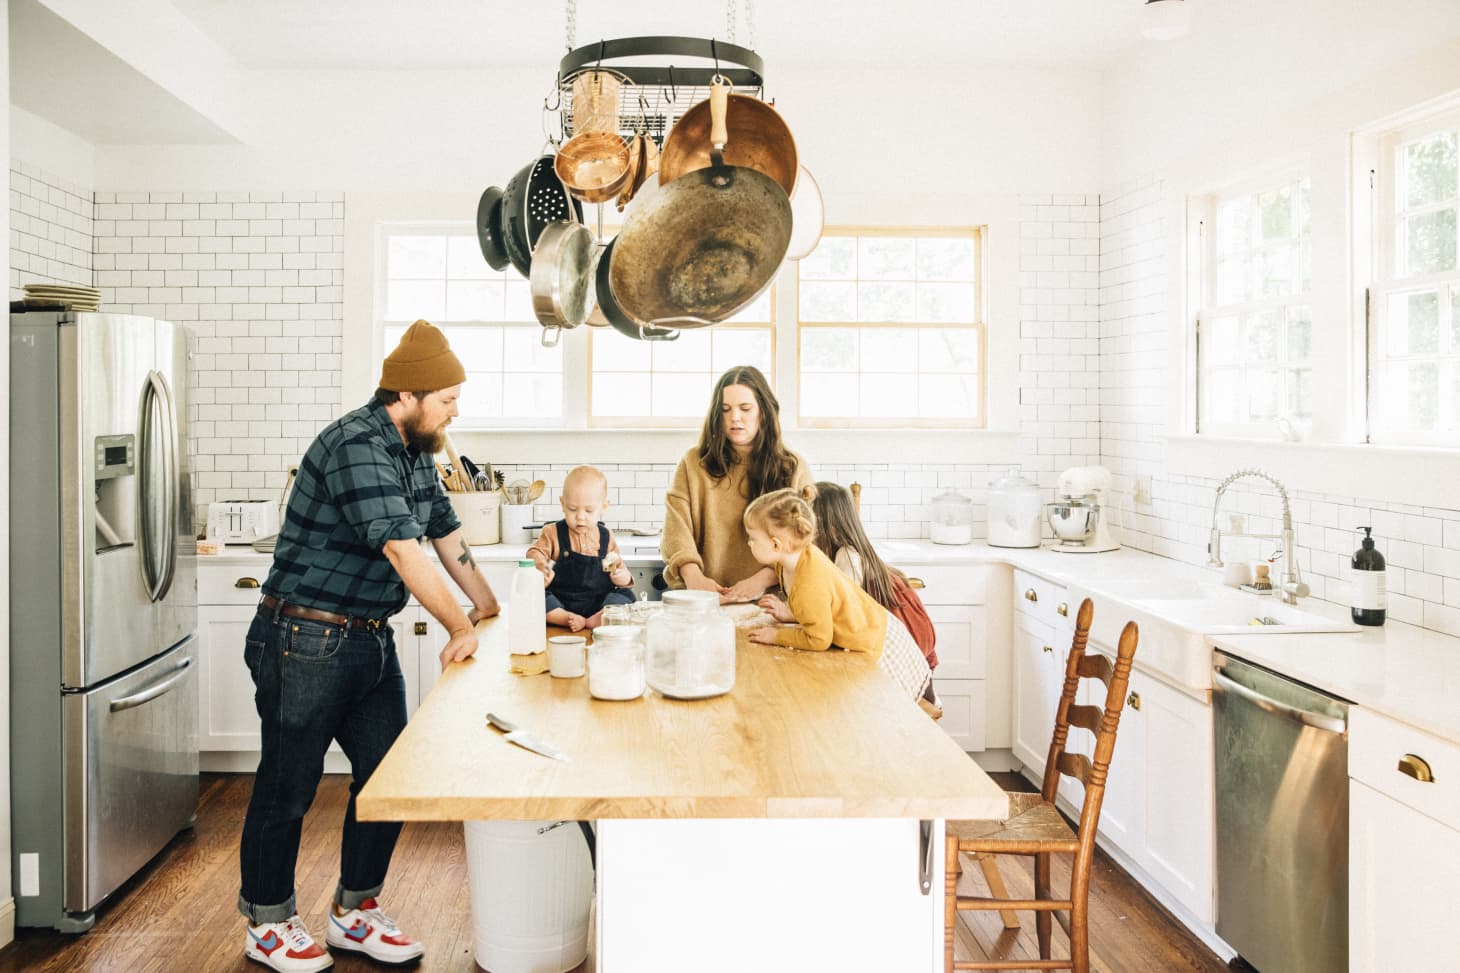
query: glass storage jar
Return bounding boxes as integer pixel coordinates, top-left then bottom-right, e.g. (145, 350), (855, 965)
(600, 604), (634, 627)
(930, 491), (975, 545)
(646, 590), (735, 699)
(588, 624), (646, 700)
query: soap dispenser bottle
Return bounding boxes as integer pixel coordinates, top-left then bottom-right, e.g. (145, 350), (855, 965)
(1351, 527), (1386, 626)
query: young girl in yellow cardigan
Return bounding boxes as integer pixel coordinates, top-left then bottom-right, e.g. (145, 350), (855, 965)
(744, 485), (932, 702)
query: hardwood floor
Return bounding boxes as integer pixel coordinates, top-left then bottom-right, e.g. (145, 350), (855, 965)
(0, 772), (1224, 972)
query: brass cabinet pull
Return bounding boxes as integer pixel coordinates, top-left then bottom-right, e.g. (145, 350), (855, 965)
(234, 577), (260, 589)
(1025, 589), (1038, 602)
(906, 577), (925, 590)
(1042, 645), (1053, 654)
(1127, 691), (1141, 711)
(1397, 753), (1435, 783)
(1057, 602), (1069, 616)
(414, 621), (429, 636)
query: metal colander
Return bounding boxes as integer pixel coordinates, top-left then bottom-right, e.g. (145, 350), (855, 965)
(502, 154), (584, 279)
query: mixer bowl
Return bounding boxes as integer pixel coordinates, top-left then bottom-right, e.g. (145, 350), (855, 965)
(1047, 500), (1099, 543)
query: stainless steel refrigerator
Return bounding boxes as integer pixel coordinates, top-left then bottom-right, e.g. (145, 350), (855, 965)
(9, 310), (199, 932)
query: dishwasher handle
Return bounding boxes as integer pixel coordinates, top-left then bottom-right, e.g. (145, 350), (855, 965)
(1214, 668), (1346, 735)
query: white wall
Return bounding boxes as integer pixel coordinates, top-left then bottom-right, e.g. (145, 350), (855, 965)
(1, 0), (15, 948)
(1098, 3), (1460, 636)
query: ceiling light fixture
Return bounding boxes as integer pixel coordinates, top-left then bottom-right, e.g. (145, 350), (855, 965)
(1141, 0), (1191, 41)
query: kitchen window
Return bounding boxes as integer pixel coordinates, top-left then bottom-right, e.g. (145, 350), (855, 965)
(1192, 173), (1313, 437)
(587, 290), (774, 428)
(795, 228), (985, 428)
(379, 227), (563, 425)
(1366, 106), (1460, 445)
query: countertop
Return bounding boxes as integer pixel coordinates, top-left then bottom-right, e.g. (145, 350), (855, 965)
(201, 536), (1460, 746)
(355, 617), (1009, 822)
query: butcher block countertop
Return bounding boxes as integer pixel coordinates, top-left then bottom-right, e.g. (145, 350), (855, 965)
(357, 615), (1008, 823)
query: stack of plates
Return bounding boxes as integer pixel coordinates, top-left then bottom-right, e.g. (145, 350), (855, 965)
(23, 284), (101, 311)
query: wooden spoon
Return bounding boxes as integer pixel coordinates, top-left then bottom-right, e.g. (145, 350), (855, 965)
(527, 480), (546, 502)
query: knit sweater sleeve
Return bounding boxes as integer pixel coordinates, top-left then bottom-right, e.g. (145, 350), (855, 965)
(660, 452), (703, 588)
(525, 524), (559, 580)
(775, 551), (837, 652)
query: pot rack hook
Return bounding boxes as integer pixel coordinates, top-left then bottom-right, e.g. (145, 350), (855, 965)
(660, 66), (677, 107)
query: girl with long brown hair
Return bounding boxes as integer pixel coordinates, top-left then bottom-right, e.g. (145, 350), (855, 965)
(661, 366), (812, 603)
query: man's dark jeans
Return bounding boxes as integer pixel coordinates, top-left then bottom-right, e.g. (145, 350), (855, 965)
(237, 604), (407, 924)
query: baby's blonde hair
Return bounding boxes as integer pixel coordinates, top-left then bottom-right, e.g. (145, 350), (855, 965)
(744, 485), (818, 546)
(562, 465), (609, 498)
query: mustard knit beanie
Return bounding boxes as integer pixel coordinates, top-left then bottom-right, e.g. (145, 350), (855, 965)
(379, 320), (466, 391)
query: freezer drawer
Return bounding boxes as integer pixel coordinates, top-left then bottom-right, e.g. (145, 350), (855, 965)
(62, 639), (199, 914)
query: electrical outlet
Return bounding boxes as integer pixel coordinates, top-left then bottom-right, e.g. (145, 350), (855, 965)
(1133, 474), (1153, 506)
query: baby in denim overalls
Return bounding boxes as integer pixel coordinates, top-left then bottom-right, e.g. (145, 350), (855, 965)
(525, 465), (636, 632)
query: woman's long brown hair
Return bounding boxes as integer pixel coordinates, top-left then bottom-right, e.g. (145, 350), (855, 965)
(697, 366), (799, 499)
(811, 481), (899, 611)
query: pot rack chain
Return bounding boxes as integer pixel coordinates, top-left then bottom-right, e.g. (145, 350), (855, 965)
(565, 0), (754, 52)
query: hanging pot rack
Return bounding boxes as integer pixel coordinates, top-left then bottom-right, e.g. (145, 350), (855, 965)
(551, 36), (767, 144)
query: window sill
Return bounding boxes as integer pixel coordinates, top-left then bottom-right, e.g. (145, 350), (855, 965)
(1165, 434), (1460, 510)
(447, 427), (1020, 467)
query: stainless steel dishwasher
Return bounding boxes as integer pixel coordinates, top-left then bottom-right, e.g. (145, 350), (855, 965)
(1213, 652), (1349, 973)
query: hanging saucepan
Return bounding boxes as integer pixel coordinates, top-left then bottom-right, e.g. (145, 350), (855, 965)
(475, 186), (510, 271)
(594, 237), (678, 342)
(785, 165), (825, 261)
(500, 154), (584, 278)
(530, 221), (595, 345)
(658, 87), (798, 198)
(555, 132), (633, 204)
(610, 83), (793, 329)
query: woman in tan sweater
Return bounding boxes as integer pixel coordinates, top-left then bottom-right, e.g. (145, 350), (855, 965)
(661, 366), (812, 603)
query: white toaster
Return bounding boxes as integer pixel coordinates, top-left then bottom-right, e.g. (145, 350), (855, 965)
(207, 501), (281, 544)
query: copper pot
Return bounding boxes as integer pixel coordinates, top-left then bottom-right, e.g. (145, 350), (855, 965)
(554, 132), (632, 204)
(658, 90), (797, 197)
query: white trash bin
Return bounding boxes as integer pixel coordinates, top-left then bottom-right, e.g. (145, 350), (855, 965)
(463, 820), (593, 973)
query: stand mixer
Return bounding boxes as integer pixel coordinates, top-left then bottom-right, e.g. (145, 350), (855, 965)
(1046, 465), (1121, 553)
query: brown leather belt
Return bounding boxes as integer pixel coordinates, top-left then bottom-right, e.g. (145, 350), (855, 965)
(259, 594), (387, 631)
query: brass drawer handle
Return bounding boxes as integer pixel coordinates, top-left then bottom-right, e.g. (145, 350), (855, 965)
(1398, 754), (1435, 783)
(1057, 602), (1068, 617)
(414, 622), (429, 636)
(906, 577), (925, 590)
(234, 577), (260, 589)
(1025, 589), (1038, 603)
(1127, 691), (1141, 711)
(1042, 645), (1053, 654)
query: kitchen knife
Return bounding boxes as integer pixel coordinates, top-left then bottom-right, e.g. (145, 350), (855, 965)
(485, 712), (570, 761)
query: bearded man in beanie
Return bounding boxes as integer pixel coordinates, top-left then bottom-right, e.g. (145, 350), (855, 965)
(237, 320), (498, 972)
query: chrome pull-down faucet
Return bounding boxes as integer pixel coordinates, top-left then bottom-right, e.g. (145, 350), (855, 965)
(1206, 468), (1309, 605)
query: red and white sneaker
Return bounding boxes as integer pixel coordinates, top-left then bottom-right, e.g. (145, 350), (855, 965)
(326, 898), (425, 966)
(244, 915), (333, 972)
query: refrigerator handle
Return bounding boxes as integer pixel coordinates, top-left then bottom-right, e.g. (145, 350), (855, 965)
(108, 656), (193, 712)
(136, 374), (160, 599)
(151, 369), (178, 601)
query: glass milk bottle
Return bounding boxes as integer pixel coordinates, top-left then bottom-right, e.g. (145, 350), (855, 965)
(507, 559), (547, 656)
(646, 590), (735, 699)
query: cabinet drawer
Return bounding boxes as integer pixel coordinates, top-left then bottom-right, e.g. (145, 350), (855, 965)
(1350, 708), (1460, 832)
(933, 678), (985, 752)
(895, 564), (986, 606)
(1012, 569), (1069, 628)
(199, 564), (270, 605)
(928, 605), (985, 679)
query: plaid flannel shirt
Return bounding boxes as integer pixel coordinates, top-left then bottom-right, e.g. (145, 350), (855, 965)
(263, 398), (460, 619)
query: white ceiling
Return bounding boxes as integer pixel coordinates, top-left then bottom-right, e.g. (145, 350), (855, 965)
(168, 0), (1152, 71)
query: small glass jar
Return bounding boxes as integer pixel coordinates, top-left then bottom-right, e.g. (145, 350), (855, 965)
(646, 590), (735, 699)
(601, 604), (634, 627)
(930, 491), (975, 545)
(588, 624), (646, 700)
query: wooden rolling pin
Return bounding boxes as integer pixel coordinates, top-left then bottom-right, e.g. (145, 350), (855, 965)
(444, 432), (471, 492)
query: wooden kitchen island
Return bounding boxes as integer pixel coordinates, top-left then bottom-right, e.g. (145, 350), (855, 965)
(358, 615), (1007, 972)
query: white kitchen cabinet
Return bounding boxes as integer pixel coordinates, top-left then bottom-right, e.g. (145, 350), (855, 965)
(197, 602), (263, 751)
(1134, 674), (1213, 923)
(1089, 668), (1145, 854)
(891, 561), (999, 753)
(1349, 707), (1460, 966)
(1010, 568), (1073, 780)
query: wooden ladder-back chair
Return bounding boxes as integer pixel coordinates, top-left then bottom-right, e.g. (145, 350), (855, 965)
(944, 598), (1139, 973)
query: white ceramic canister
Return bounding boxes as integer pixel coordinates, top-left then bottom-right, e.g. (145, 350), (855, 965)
(548, 635), (587, 678)
(986, 471), (1043, 548)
